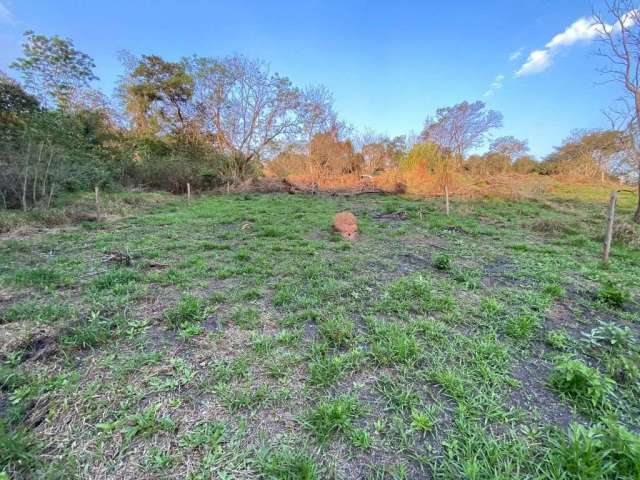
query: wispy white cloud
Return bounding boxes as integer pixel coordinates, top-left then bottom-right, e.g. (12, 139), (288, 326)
(0, 1), (13, 24)
(484, 74), (505, 97)
(516, 13), (635, 77)
(508, 48), (523, 62)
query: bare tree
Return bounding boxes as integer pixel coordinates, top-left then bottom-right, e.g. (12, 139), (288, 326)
(594, 1), (640, 221)
(298, 85), (339, 143)
(489, 135), (529, 160)
(188, 55), (302, 180)
(421, 100), (503, 164)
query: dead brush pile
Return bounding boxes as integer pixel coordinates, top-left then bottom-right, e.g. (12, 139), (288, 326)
(280, 169), (558, 199)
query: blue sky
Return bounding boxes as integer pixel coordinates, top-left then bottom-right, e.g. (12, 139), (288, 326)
(0, 0), (625, 157)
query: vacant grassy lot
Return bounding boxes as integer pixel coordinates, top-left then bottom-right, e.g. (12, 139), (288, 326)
(1, 190), (639, 479)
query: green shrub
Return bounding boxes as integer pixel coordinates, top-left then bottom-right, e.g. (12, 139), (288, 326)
(550, 421), (640, 479)
(549, 356), (614, 412)
(433, 253), (452, 271)
(598, 281), (630, 308)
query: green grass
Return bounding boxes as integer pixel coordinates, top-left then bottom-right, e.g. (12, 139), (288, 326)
(1, 189), (639, 478)
(305, 395), (363, 442)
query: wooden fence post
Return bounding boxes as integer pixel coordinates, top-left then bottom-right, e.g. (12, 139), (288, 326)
(95, 185), (101, 222)
(444, 184), (450, 216)
(187, 182), (191, 205)
(603, 191), (617, 264)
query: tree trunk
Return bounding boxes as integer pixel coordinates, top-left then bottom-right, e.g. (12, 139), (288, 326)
(633, 93), (640, 223)
(21, 165), (29, 212)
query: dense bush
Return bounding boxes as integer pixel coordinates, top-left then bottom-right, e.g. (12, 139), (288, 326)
(0, 104), (116, 209)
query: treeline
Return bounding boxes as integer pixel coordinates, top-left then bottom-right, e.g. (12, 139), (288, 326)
(0, 31), (636, 211)
(268, 104), (635, 184)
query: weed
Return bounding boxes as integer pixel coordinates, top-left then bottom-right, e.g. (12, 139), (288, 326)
(223, 385), (270, 412)
(256, 446), (319, 480)
(598, 281), (630, 308)
(0, 420), (38, 473)
(318, 315), (355, 348)
(349, 428), (373, 449)
(305, 395), (362, 442)
(505, 313), (539, 339)
(549, 421), (640, 479)
(433, 253), (452, 271)
(546, 329), (572, 350)
(11, 267), (70, 288)
(119, 403), (176, 442)
(232, 306), (261, 329)
(410, 408), (437, 433)
(60, 311), (112, 349)
(376, 375), (420, 413)
(582, 321), (635, 354)
(549, 356), (615, 413)
(164, 294), (207, 328)
(179, 421), (225, 449)
(369, 321), (420, 366)
(377, 274), (450, 314)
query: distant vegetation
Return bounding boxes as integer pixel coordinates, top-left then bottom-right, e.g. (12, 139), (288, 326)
(0, 20), (639, 221)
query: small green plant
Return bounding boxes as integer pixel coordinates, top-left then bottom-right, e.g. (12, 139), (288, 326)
(145, 447), (174, 472)
(232, 306), (261, 329)
(179, 421), (225, 448)
(233, 249), (251, 261)
(0, 420), (38, 473)
(433, 253), (452, 271)
(505, 314), (539, 339)
(480, 297), (504, 320)
(305, 395), (362, 442)
(349, 428), (373, 449)
(549, 356), (614, 412)
(542, 283), (565, 299)
(318, 315), (355, 348)
(597, 281), (630, 308)
(546, 329), (571, 350)
(369, 321), (420, 366)
(223, 385), (270, 412)
(549, 421), (640, 480)
(376, 375), (420, 413)
(60, 311), (112, 349)
(122, 403), (176, 442)
(256, 446), (319, 480)
(164, 294), (207, 328)
(410, 406), (439, 433)
(208, 356), (249, 386)
(582, 321), (635, 355)
(177, 322), (204, 340)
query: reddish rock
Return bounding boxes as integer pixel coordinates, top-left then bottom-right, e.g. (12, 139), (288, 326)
(332, 211), (358, 240)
